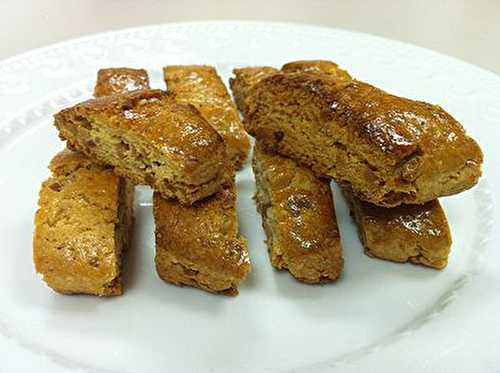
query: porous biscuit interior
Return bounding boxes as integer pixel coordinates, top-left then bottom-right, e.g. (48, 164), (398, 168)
(33, 151), (134, 295)
(55, 99), (225, 205)
(247, 73), (483, 207)
(248, 84), (402, 203)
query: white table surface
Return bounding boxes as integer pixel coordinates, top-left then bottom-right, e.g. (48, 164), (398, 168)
(0, 0), (499, 75)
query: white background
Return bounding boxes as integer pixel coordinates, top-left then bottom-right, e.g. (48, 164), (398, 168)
(0, 0), (499, 74)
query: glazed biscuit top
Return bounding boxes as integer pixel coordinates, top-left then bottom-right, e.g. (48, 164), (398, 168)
(352, 193), (452, 245)
(154, 170), (250, 276)
(248, 72), (484, 175)
(254, 143), (342, 254)
(231, 66), (279, 91)
(230, 66), (279, 115)
(46, 150), (121, 215)
(163, 65), (249, 153)
(55, 89), (226, 174)
(35, 150), (123, 280)
(281, 60), (352, 80)
(94, 68), (150, 97)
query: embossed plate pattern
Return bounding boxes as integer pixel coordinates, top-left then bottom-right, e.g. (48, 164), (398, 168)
(0, 22), (498, 373)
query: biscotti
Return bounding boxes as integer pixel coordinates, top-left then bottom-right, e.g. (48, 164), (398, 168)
(252, 142), (343, 282)
(230, 66), (279, 117)
(232, 61), (454, 270)
(287, 60), (453, 269)
(245, 65), (483, 207)
(164, 65), (250, 169)
(33, 150), (134, 295)
(342, 187), (452, 269)
(54, 89), (227, 205)
(284, 60), (453, 269)
(154, 170), (251, 295)
(94, 67), (150, 97)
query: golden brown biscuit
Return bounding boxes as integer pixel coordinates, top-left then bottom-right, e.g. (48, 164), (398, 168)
(281, 60), (454, 268)
(245, 65), (483, 207)
(342, 187), (451, 269)
(232, 61), (454, 269)
(154, 170), (251, 295)
(155, 66), (251, 295)
(229, 66), (279, 117)
(252, 142), (343, 282)
(33, 150), (134, 295)
(33, 67), (148, 296)
(94, 68), (150, 97)
(164, 65), (250, 169)
(53, 89), (227, 205)
(282, 60), (352, 80)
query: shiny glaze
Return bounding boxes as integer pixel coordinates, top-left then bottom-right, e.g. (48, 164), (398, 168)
(230, 66), (279, 115)
(275, 61), (452, 265)
(153, 169), (251, 278)
(56, 89), (226, 173)
(94, 68), (150, 97)
(33, 150), (125, 295)
(360, 199), (449, 238)
(282, 60), (352, 80)
(164, 65), (250, 165)
(280, 60), (483, 198)
(253, 71), (483, 171)
(253, 142), (343, 280)
(245, 60), (483, 205)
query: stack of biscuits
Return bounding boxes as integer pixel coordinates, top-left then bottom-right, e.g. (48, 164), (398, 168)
(33, 59), (483, 297)
(34, 66), (251, 296)
(230, 60), (482, 276)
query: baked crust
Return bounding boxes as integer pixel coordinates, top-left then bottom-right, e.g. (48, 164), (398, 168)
(287, 60), (453, 269)
(33, 150), (134, 295)
(252, 142), (343, 282)
(54, 89), (227, 204)
(342, 186), (451, 269)
(164, 65), (250, 169)
(230, 67), (343, 281)
(230, 66), (279, 117)
(94, 68), (150, 97)
(280, 61), (453, 268)
(232, 61), (453, 269)
(154, 169), (251, 295)
(245, 67), (483, 207)
(282, 60), (352, 80)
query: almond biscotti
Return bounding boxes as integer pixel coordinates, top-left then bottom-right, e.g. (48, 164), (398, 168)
(33, 150), (134, 295)
(154, 170), (251, 295)
(164, 65), (250, 169)
(94, 67), (150, 97)
(245, 64), (483, 207)
(54, 89), (227, 205)
(342, 187), (451, 269)
(252, 142), (343, 282)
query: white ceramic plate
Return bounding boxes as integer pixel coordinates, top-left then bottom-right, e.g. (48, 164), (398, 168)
(0, 21), (498, 373)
